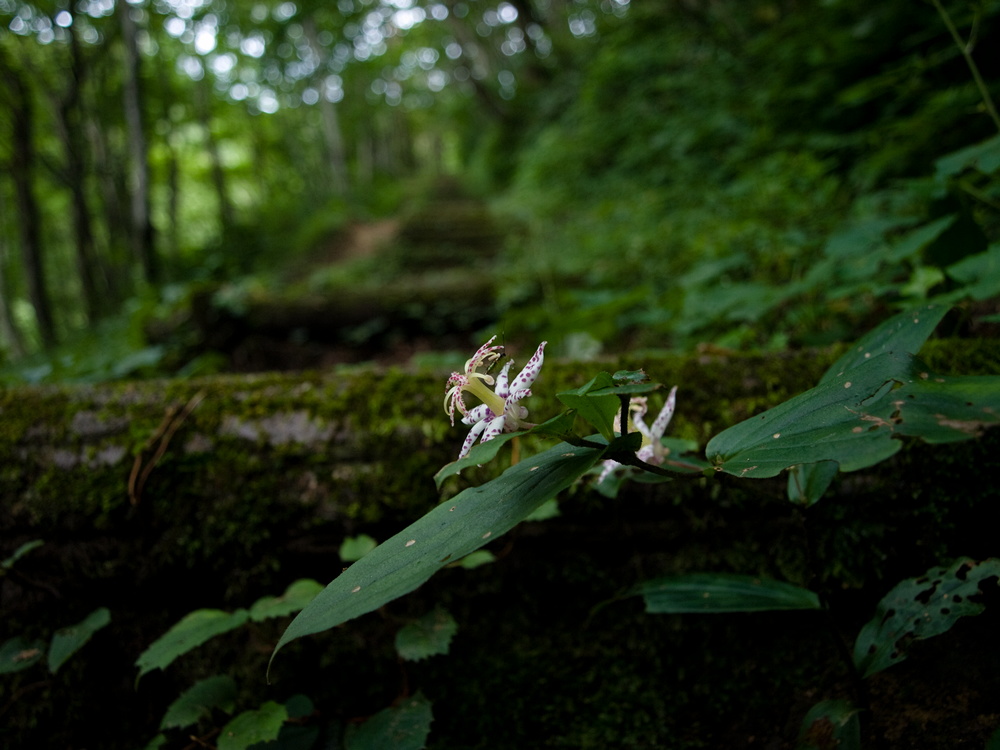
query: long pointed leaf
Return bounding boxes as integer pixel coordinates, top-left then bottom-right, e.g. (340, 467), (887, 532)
(270, 440), (604, 672)
(632, 573), (821, 613)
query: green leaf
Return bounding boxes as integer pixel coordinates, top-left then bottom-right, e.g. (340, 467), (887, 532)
(945, 242), (1000, 300)
(1, 539), (43, 571)
(249, 579), (324, 622)
(934, 134), (1000, 178)
(394, 607), (458, 661)
(853, 558), (1000, 679)
(271, 440), (604, 672)
(632, 573), (821, 613)
(787, 461), (839, 507)
(556, 372), (620, 440)
(339, 535), (378, 562)
(140, 734), (167, 750)
(136, 609), (249, 681)
(524, 497), (560, 521)
(454, 550), (496, 569)
(217, 701), (288, 750)
(0, 637), (45, 674)
(344, 693), (433, 750)
(706, 351), (911, 478)
(160, 675), (238, 730)
(798, 699), (861, 750)
(818, 304), (948, 385)
(48, 607), (111, 674)
(433, 431), (523, 488)
(893, 373), (1000, 443)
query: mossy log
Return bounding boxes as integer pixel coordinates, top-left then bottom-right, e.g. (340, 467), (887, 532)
(2, 340), (999, 749)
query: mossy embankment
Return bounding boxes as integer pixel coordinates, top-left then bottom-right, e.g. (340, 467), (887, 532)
(1, 340), (999, 749)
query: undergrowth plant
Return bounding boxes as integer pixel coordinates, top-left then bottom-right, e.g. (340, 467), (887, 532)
(123, 302), (1000, 749)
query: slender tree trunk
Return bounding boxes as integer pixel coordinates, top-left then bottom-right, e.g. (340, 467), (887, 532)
(303, 17), (349, 196)
(0, 193), (27, 359)
(52, 12), (104, 322)
(195, 78), (234, 230)
(0, 53), (57, 347)
(119, 1), (158, 284)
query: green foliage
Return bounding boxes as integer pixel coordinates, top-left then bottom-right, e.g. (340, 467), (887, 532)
(394, 607), (458, 661)
(343, 693), (433, 750)
(853, 557), (1000, 679)
(631, 574), (821, 614)
(47, 607), (111, 674)
(217, 701), (288, 750)
(270, 439), (605, 670)
(159, 675), (238, 731)
(136, 609), (251, 681)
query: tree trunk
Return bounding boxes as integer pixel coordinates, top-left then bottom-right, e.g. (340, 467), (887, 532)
(52, 11), (105, 322)
(119, 1), (158, 284)
(0, 192), (27, 359)
(195, 78), (234, 230)
(304, 17), (349, 196)
(0, 51), (57, 347)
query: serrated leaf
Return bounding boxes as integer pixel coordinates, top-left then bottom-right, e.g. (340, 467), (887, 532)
(217, 701), (288, 750)
(0, 637), (45, 674)
(934, 134), (1000, 177)
(853, 558), (1000, 678)
(395, 607), (457, 661)
(633, 573), (821, 613)
(48, 607), (111, 673)
(136, 609), (249, 681)
(271, 440), (604, 673)
(249, 580), (323, 622)
(798, 699), (861, 750)
(344, 693), (433, 750)
(160, 675), (237, 730)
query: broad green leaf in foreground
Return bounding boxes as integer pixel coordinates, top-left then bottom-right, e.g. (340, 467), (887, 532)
(48, 607), (111, 673)
(706, 352), (910, 478)
(631, 573), (821, 613)
(344, 693), (433, 750)
(271, 440), (604, 672)
(853, 557), (1000, 679)
(818, 304), (947, 384)
(788, 305), (949, 501)
(136, 609), (249, 681)
(160, 675), (237, 730)
(217, 701), (287, 750)
(707, 352), (1000, 478)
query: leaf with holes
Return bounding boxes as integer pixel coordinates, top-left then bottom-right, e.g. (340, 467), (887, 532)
(853, 558), (1000, 678)
(270, 440), (604, 674)
(631, 573), (821, 613)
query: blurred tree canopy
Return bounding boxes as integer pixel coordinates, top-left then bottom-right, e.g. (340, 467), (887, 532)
(0, 0), (998, 372)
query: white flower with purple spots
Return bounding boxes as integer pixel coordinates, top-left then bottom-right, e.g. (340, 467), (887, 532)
(444, 336), (547, 459)
(598, 386), (679, 483)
